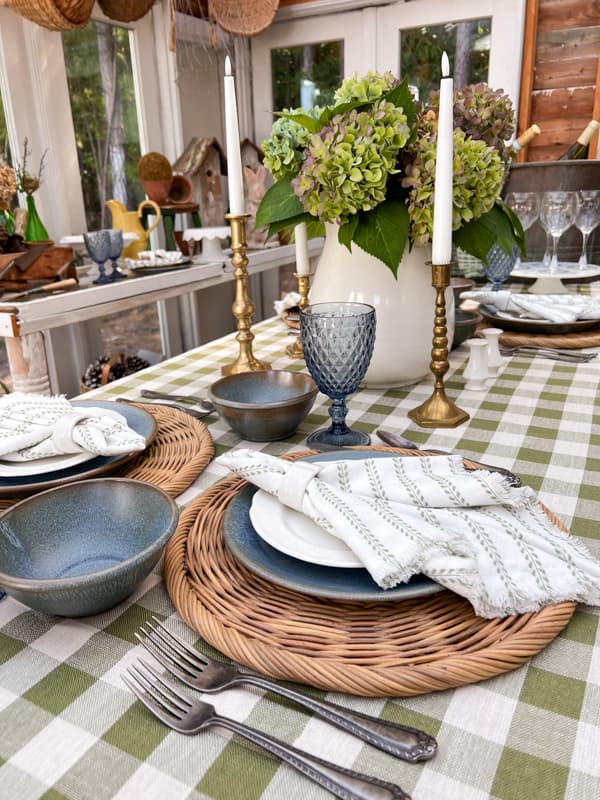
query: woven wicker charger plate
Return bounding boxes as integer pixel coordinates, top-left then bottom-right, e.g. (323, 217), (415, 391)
(0, 403), (214, 511)
(165, 446), (576, 697)
(498, 328), (600, 349)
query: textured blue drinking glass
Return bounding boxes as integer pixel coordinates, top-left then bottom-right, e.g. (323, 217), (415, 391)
(300, 302), (376, 447)
(107, 228), (125, 280)
(83, 230), (112, 285)
(483, 244), (518, 291)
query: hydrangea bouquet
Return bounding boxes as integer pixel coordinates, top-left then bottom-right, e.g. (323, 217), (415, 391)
(256, 71), (524, 277)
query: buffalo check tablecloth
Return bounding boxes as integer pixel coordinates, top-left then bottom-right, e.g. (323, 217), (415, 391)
(1, 315), (600, 800)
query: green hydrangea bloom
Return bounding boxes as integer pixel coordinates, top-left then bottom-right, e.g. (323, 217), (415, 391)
(402, 128), (505, 246)
(333, 70), (398, 105)
(261, 106), (322, 181)
(292, 99), (409, 224)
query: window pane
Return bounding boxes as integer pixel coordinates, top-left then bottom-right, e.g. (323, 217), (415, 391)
(62, 21), (144, 230)
(400, 19), (491, 100)
(0, 89), (10, 163)
(271, 41), (343, 112)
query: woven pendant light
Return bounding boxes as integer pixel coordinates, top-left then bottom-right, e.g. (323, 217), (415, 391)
(98, 0), (155, 23)
(0, 0), (94, 30)
(208, 0), (279, 37)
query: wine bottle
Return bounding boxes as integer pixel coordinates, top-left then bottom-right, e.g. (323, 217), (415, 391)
(510, 124), (541, 154)
(558, 120), (600, 160)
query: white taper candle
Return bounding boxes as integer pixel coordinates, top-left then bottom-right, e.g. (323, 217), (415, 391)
(224, 56), (245, 216)
(294, 222), (310, 275)
(431, 51), (454, 265)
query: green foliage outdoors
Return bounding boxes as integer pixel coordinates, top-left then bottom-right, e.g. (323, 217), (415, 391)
(0, 97), (10, 164)
(62, 22), (143, 230)
(401, 20), (490, 98)
(271, 42), (342, 113)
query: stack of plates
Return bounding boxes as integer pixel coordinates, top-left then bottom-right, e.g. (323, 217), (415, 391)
(0, 401), (156, 495)
(125, 251), (191, 274)
(222, 450), (444, 601)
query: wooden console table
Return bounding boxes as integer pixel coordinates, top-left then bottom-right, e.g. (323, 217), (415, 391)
(0, 240), (323, 397)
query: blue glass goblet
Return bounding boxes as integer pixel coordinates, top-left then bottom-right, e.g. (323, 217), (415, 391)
(300, 302), (376, 448)
(107, 228), (125, 280)
(83, 230), (112, 285)
(483, 244), (518, 291)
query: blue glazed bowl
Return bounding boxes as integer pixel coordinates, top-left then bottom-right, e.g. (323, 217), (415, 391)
(209, 370), (318, 441)
(0, 478), (179, 616)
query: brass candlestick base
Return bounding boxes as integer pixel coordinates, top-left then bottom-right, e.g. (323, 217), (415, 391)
(408, 263), (469, 428)
(222, 213), (270, 376)
(286, 272), (312, 359)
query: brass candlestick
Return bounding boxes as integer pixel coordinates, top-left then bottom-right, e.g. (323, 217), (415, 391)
(286, 272), (312, 359)
(408, 262), (469, 428)
(222, 213), (270, 376)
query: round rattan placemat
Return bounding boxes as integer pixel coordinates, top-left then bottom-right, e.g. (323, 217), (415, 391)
(498, 328), (600, 349)
(0, 403), (214, 511)
(164, 447), (576, 697)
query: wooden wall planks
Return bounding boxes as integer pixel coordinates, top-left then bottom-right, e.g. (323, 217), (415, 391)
(522, 0), (600, 161)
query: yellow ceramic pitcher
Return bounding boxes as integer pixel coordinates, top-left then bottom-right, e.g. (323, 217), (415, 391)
(106, 199), (161, 259)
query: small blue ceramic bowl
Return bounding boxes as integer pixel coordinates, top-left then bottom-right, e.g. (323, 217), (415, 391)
(209, 370), (318, 441)
(0, 478), (179, 616)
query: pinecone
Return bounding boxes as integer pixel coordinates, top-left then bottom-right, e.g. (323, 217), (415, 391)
(82, 356), (110, 389)
(124, 354), (150, 376)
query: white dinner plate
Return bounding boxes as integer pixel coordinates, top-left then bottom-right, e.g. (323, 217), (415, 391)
(249, 489), (363, 568)
(0, 450), (96, 478)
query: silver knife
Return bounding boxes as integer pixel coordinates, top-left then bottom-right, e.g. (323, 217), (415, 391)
(116, 397), (212, 419)
(376, 430), (521, 486)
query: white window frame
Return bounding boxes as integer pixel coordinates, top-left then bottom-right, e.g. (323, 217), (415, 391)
(251, 0), (526, 143)
(0, 0), (183, 240)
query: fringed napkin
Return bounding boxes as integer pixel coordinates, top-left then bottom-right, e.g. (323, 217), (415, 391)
(0, 394), (147, 462)
(217, 449), (600, 618)
(462, 290), (600, 324)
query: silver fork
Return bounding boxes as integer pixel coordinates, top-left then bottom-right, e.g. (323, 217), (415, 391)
(136, 618), (437, 762)
(498, 346), (596, 362)
(141, 389), (215, 411)
(123, 659), (410, 800)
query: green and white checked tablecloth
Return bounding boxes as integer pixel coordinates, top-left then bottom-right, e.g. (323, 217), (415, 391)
(1, 316), (600, 800)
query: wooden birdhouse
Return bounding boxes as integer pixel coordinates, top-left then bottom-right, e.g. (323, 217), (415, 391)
(172, 137), (227, 227)
(240, 139), (269, 249)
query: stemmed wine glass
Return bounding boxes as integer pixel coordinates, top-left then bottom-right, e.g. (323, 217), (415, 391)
(574, 190), (600, 268)
(300, 302), (376, 447)
(539, 191), (578, 272)
(505, 192), (540, 270)
(83, 229), (112, 285)
(107, 229), (125, 280)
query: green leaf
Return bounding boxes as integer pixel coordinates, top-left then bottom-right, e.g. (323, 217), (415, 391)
(306, 219), (325, 239)
(338, 216), (359, 250)
(351, 200), (409, 277)
(454, 203), (524, 265)
(384, 78), (417, 127)
(255, 180), (304, 228)
(266, 213), (313, 238)
(276, 111), (323, 133)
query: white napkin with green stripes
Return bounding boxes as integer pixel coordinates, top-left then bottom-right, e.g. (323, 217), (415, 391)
(217, 449), (600, 618)
(0, 393), (146, 463)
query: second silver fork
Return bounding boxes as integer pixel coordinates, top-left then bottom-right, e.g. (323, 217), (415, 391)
(136, 618), (437, 762)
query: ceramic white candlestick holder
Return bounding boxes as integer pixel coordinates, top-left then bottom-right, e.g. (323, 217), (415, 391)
(481, 328), (505, 377)
(463, 339), (490, 391)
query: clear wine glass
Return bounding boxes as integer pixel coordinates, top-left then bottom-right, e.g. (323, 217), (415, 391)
(482, 244), (518, 291)
(539, 191), (578, 272)
(83, 230), (112, 285)
(574, 190), (600, 268)
(300, 302), (376, 448)
(505, 192), (540, 269)
(107, 229), (125, 280)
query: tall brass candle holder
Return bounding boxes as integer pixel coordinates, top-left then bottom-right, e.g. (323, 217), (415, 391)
(222, 213), (271, 376)
(408, 262), (469, 427)
(285, 272), (312, 359)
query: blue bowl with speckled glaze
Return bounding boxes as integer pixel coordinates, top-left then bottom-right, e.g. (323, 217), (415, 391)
(0, 478), (179, 616)
(209, 370), (318, 441)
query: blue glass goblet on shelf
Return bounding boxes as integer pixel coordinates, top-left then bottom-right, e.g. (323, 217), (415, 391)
(483, 244), (518, 291)
(83, 230), (112, 285)
(300, 302), (376, 448)
(107, 228), (125, 280)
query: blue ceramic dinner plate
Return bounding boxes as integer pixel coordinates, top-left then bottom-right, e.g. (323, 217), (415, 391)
(222, 450), (444, 601)
(0, 401), (156, 496)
